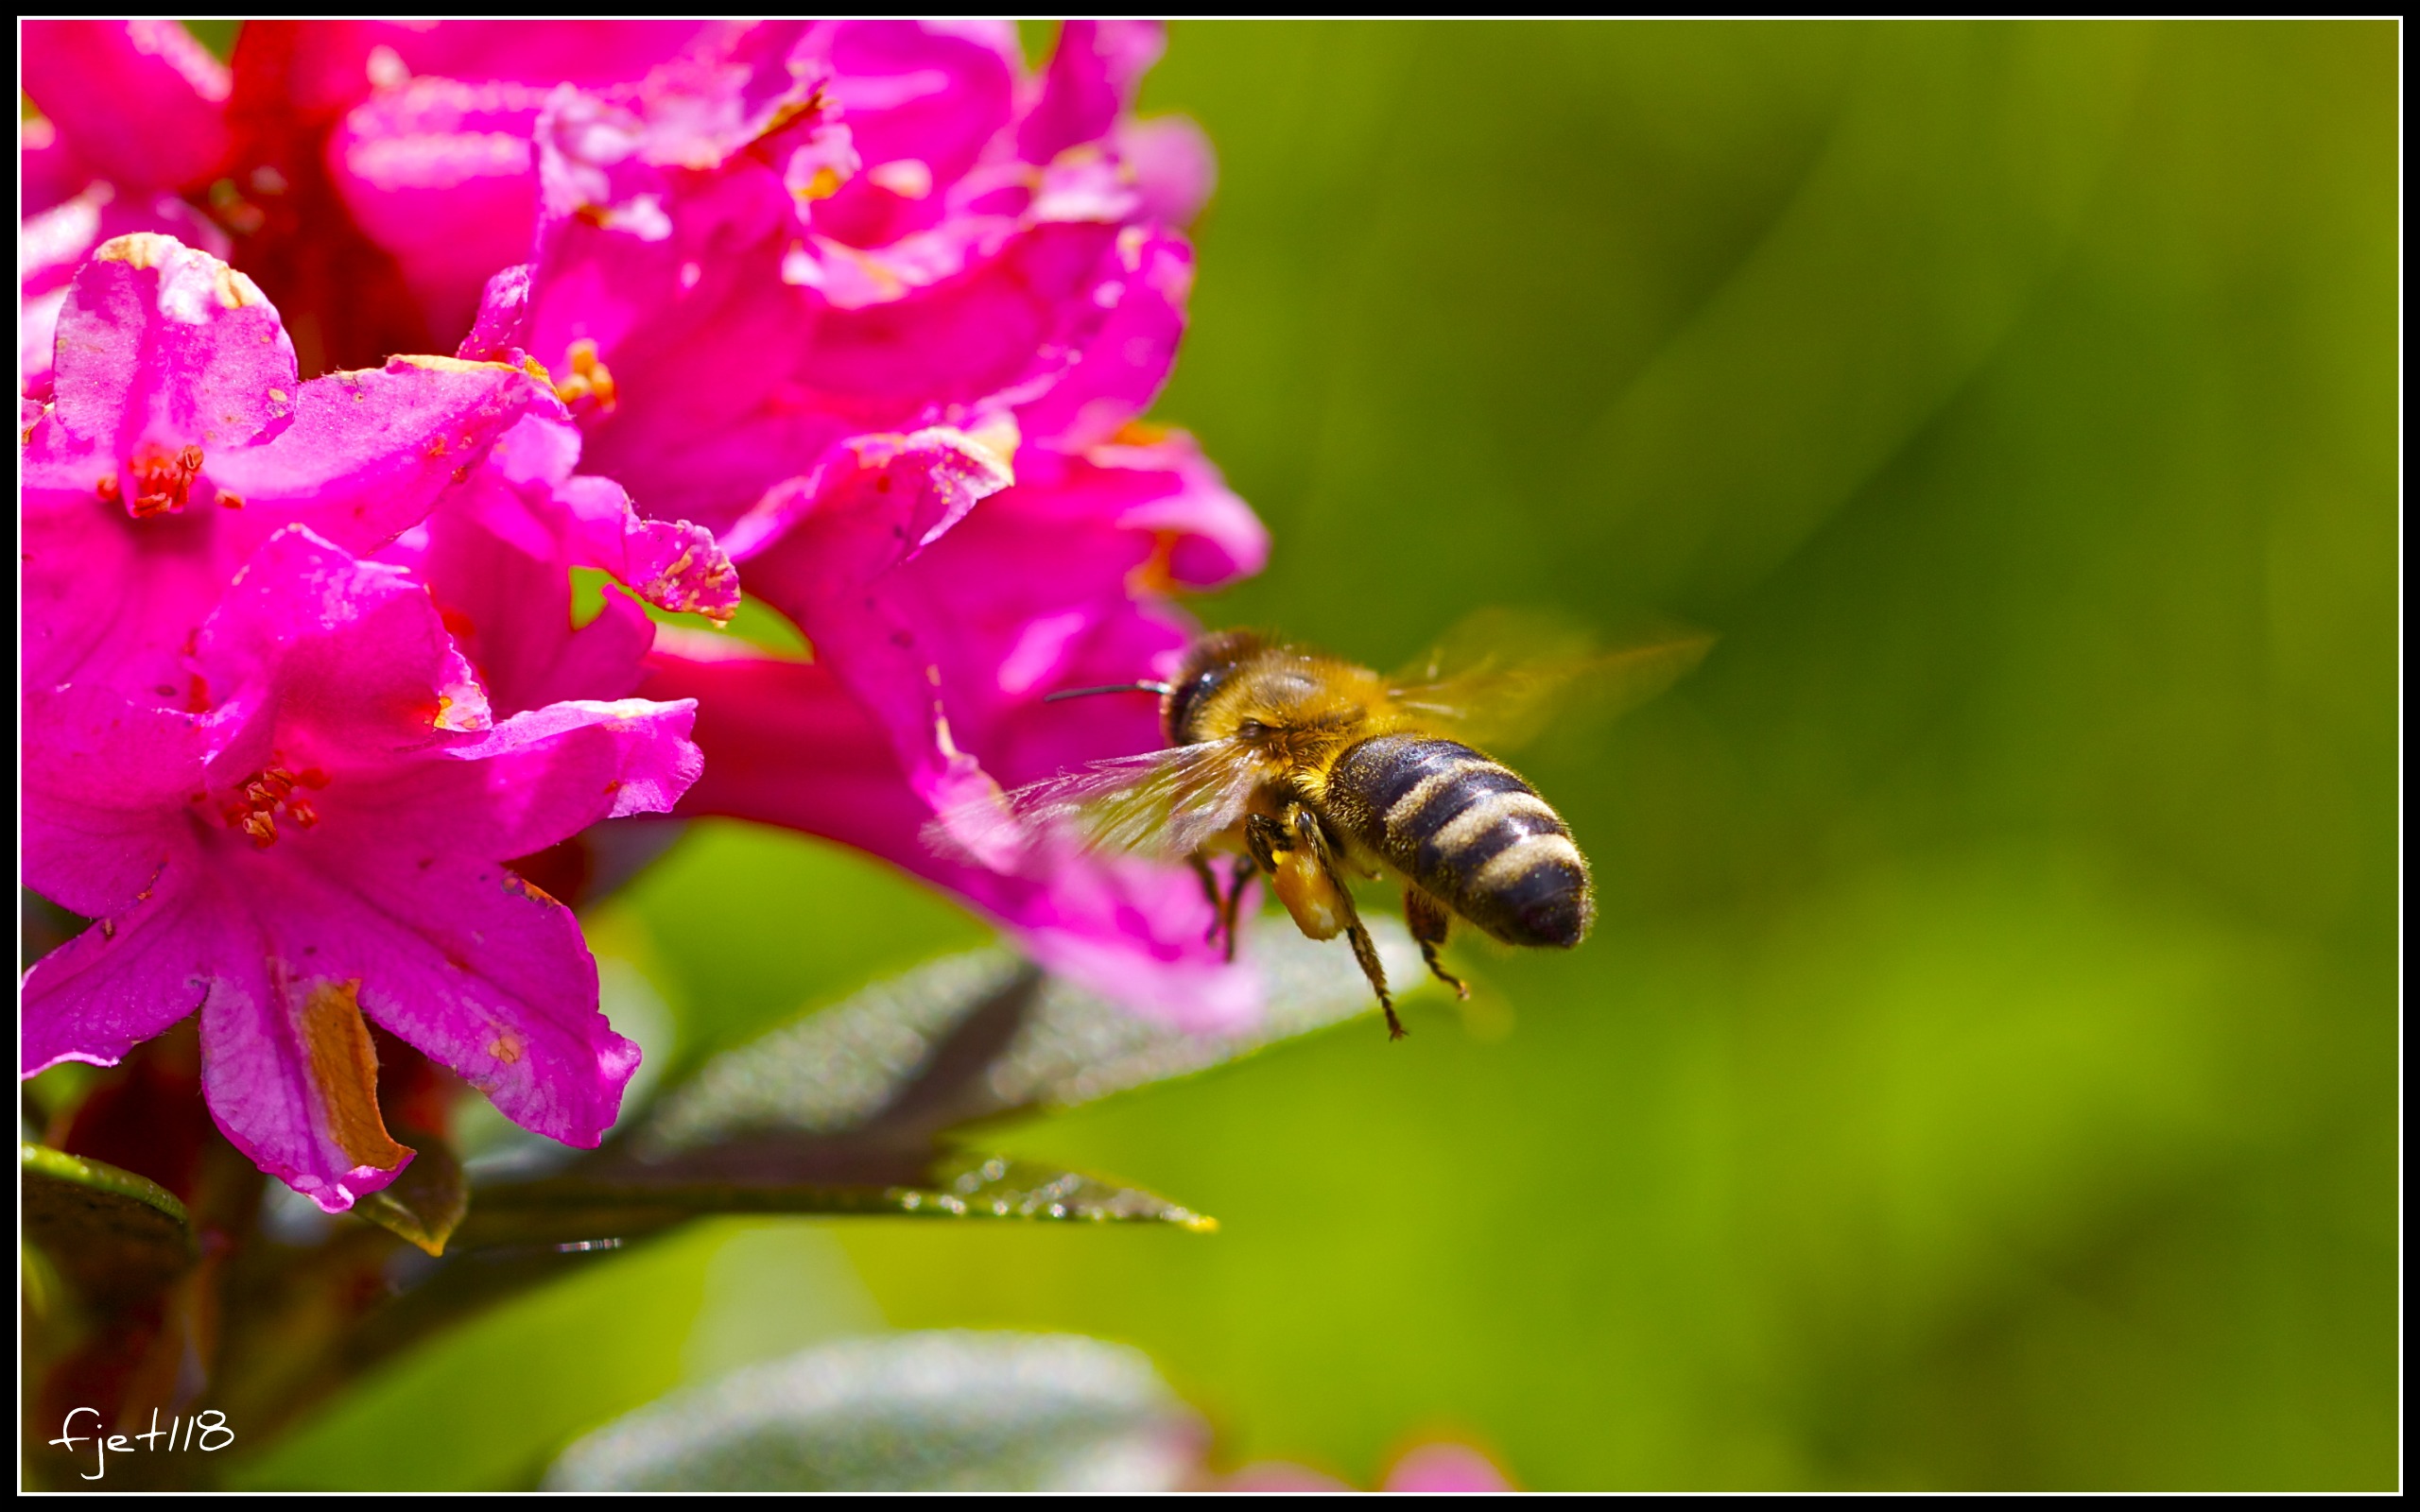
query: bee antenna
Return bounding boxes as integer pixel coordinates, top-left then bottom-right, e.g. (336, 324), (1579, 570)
(1044, 681), (1174, 702)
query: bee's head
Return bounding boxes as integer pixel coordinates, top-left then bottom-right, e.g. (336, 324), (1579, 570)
(1164, 629), (1267, 746)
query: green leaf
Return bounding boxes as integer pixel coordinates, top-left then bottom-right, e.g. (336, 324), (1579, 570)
(20, 1143), (196, 1305)
(445, 924), (1418, 1243)
(544, 1332), (1201, 1490)
(355, 1130), (470, 1257)
(458, 1153), (1212, 1249)
(977, 916), (1431, 1112)
(210, 933), (1361, 1440)
(633, 918), (1428, 1157)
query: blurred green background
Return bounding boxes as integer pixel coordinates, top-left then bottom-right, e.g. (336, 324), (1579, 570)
(241, 21), (2397, 1490)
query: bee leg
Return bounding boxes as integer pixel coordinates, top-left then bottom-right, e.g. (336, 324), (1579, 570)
(1354, 923), (1404, 1040)
(1188, 853), (1225, 948)
(1218, 862), (1253, 964)
(1244, 813), (1288, 874)
(1405, 887), (1469, 1000)
(1290, 806), (1403, 1040)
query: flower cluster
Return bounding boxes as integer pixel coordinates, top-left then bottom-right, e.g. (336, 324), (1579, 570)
(22, 21), (1266, 1210)
(20, 232), (717, 1211)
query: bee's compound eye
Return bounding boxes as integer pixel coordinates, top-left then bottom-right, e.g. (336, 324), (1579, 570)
(1236, 719), (1270, 740)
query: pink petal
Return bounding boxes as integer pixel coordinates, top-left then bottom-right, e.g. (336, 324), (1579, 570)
(821, 20), (1017, 185)
(804, 20), (1020, 248)
(329, 76), (552, 343)
(23, 274), (544, 702)
(458, 413), (740, 622)
(335, 696), (704, 863)
(385, 495), (658, 717)
(796, 219), (1124, 396)
(47, 233), (297, 470)
(372, 20), (715, 93)
(734, 429), (1259, 829)
(184, 883), (418, 1211)
(720, 428), (1014, 815)
(18, 453), (223, 697)
(527, 26), (837, 248)
(22, 20), (232, 194)
(22, 113), (91, 216)
(26, 861), (414, 1212)
(21, 885), (213, 1076)
(1381, 1444), (1516, 1494)
(1011, 227), (1194, 452)
(622, 20), (828, 170)
(1115, 113), (1218, 229)
(22, 686), (210, 919)
(1017, 20), (1165, 165)
(20, 186), (233, 402)
(239, 19), (712, 118)
(641, 651), (1257, 1031)
(19, 287), (71, 404)
(513, 36), (1184, 536)
(192, 525), (493, 763)
(457, 262), (534, 361)
(237, 847), (640, 1154)
(1050, 429), (1270, 590)
(201, 354), (552, 552)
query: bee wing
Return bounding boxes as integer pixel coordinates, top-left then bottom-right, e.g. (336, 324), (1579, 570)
(1388, 609), (1715, 752)
(931, 738), (1265, 864)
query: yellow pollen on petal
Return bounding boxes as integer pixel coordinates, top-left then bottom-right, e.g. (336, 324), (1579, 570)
(1127, 530), (1181, 596)
(964, 414), (1021, 475)
(213, 264), (268, 309)
(487, 1031), (525, 1065)
(95, 232), (179, 268)
(551, 339), (617, 414)
(300, 979), (411, 1172)
(389, 353), (519, 377)
(430, 694), (486, 732)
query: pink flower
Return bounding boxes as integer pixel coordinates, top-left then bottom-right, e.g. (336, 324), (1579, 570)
(490, 20), (1211, 534)
(24, 24), (1270, 1030)
(21, 20), (233, 206)
(18, 169), (230, 410)
(630, 422), (1266, 1029)
(19, 21), (234, 396)
(1220, 1442), (1517, 1493)
(455, 22), (1267, 1022)
(22, 233), (731, 704)
(19, 21), (717, 383)
(21, 233), (716, 1211)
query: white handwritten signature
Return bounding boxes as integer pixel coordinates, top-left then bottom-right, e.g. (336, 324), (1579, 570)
(48, 1407), (233, 1481)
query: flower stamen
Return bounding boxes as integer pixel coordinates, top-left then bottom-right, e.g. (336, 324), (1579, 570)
(127, 443), (207, 518)
(551, 338), (617, 415)
(219, 765), (324, 848)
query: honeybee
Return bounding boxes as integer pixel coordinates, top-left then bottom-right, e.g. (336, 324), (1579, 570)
(962, 615), (1710, 1039)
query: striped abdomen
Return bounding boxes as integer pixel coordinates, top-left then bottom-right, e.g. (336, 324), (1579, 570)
(1327, 733), (1593, 948)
